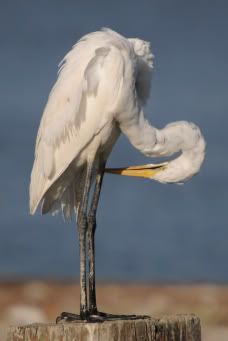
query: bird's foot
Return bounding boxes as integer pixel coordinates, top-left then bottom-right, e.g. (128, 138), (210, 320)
(56, 310), (150, 323)
(56, 311), (105, 323)
(89, 310), (150, 321)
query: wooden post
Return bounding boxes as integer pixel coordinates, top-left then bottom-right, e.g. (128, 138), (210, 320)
(7, 314), (201, 341)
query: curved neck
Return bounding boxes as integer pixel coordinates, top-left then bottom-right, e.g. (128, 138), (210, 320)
(119, 111), (206, 183)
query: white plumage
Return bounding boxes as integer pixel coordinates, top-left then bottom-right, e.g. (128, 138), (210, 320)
(30, 28), (206, 219)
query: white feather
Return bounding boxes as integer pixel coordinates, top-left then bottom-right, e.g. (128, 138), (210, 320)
(30, 29), (134, 214)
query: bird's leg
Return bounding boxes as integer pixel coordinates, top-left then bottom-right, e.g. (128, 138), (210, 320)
(77, 161), (93, 319)
(56, 161), (93, 323)
(87, 165), (105, 315)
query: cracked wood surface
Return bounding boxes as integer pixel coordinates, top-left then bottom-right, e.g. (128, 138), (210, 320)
(7, 314), (201, 340)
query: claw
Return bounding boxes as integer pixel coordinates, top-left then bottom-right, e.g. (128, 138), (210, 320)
(56, 315), (63, 324)
(56, 312), (82, 323)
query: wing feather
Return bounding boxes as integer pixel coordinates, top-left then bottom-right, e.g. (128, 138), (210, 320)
(84, 47), (110, 94)
(30, 29), (134, 214)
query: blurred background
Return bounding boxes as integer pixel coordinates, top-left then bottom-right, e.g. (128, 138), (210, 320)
(0, 0), (227, 339)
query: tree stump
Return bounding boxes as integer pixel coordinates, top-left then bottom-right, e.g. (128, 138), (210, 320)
(7, 314), (201, 341)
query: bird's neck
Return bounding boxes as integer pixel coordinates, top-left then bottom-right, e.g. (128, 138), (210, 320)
(119, 112), (206, 183)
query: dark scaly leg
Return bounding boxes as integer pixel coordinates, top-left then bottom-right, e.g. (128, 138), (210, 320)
(56, 161), (93, 323)
(87, 164), (105, 315)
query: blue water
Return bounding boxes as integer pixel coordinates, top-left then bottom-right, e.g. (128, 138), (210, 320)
(0, 0), (228, 282)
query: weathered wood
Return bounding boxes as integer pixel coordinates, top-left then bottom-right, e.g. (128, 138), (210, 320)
(7, 314), (201, 341)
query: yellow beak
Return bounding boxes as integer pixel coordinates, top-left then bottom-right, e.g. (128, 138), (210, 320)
(105, 162), (167, 179)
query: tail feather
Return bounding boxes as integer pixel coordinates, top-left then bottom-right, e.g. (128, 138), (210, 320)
(40, 167), (85, 220)
(41, 182), (76, 219)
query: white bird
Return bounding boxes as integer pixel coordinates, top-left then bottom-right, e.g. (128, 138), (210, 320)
(30, 28), (206, 321)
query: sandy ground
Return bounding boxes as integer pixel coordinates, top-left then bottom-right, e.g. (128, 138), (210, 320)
(0, 281), (227, 340)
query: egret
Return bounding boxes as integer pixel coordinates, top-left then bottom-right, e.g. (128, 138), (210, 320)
(30, 28), (206, 321)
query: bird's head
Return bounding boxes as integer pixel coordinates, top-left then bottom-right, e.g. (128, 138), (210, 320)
(105, 122), (206, 184)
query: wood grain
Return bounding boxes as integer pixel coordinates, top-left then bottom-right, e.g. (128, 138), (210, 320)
(7, 314), (201, 340)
